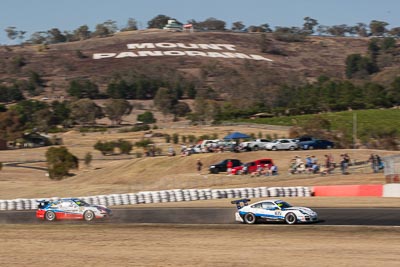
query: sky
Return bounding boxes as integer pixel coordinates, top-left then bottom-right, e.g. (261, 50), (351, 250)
(1, 0), (400, 44)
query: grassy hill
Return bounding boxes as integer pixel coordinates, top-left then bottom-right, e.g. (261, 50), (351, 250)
(239, 109), (400, 131)
(1, 30), (380, 100)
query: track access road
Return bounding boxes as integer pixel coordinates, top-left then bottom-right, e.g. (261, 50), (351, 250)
(0, 208), (399, 226)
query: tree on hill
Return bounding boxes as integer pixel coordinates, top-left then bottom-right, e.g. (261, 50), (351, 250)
(69, 99), (104, 125)
(0, 84), (24, 102)
(148, 14), (172, 29)
(103, 99), (132, 125)
(137, 111), (156, 124)
(345, 54), (378, 79)
(106, 79), (132, 99)
(369, 20), (388, 36)
(0, 110), (24, 140)
(73, 25), (91, 40)
(121, 18), (138, 31)
(67, 79), (100, 99)
(46, 146), (78, 180)
(303, 17), (318, 34)
(28, 31), (47, 44)
(10, 99), (48, 127)
(388, 27), (400, 37)
(92, 20), (118, 37)
(197, 17), (226, 31)
(231, 21), (245, 31)
(273, 27), (306, 42)
(153, 87), (178, 117)
(49, 101), (71, 127)
(47, 28), (66, 44)
(353, 23), (369, 37)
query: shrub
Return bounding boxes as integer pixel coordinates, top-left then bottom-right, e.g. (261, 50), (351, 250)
(94, 141), (115, 155)
(116, 139), (133, 154)
(84, 152), (93, 167)
(131, 124), (151, 132)
(172, 133), (179, 144)
(135, 139), (154, 148)
(94, 139), (133, 155)
(137, 111), (156, 124)
(45, 147), (78, 180)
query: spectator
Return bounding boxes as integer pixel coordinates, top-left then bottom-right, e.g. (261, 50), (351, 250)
(369, 153), (383, 173)
(324, 154), (334, 174)
(340, 154), (350, 174)
(196, 159), (203, 174)
(266, 164), (278, 176)
(305, 155), (312, 168)
(227, 160), (233, 175)
(241, 164), (248, 175)
(167, 147), (176, 156)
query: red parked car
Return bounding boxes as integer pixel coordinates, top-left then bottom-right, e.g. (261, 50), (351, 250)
(231, 158), (274, 175)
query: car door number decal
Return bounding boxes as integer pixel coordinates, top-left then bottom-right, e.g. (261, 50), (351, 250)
(275, 211), (282, 216)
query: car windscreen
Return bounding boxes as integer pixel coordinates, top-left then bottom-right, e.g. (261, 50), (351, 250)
(73, 199), (90, 207)
(276, 201), (292, 209)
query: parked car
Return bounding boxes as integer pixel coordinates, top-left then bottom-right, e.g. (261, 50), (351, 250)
(231, 158), (274, 175)
(264, 139), (298, 151)
(239, 139), (271, 151)
(298, 139), (334, 150)
(36, 198), (112, 221)
(209, 159), (243, 174)
(231, 198), (318, 225)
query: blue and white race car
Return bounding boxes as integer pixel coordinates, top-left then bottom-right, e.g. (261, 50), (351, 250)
(232, 199), (318, 224)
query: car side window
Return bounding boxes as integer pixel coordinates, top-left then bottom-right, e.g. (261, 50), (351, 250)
(261, 202), (275, 209)
(251, 203), (263, 209)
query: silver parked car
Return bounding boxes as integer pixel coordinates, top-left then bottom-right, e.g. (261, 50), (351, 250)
(264, 139), (298, 151)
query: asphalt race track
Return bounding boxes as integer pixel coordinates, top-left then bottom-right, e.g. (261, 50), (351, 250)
(0, 208), (399, 226)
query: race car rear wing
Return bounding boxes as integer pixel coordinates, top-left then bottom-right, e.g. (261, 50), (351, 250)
(36, 200), (50, 209)
(231, 198), (251, 209)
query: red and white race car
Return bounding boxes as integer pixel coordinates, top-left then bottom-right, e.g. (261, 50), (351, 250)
(36, 198), (112, 221)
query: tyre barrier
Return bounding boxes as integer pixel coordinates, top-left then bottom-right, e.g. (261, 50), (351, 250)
(0, 186), (312, 211)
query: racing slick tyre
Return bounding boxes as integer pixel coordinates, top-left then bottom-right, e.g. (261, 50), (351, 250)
(271, 146), (277, 151)
(83, 210), (95, 221)
(45, 211), (56, 221)
(252, 146), (259, 151)
(243, 213), (257, 224)
(308, 146), (314, 150)
(284, 212), (297, 225)
(289, 146), (296, 150)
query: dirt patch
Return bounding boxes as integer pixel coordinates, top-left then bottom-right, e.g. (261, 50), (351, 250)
(1, 224), (399, 267)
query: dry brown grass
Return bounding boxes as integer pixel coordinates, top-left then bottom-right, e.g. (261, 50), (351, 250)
(0, 125), (398, 200)
(1, 224), (399, 267)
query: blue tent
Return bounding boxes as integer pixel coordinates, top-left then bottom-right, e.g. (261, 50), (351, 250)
(223, 132), (251, 140)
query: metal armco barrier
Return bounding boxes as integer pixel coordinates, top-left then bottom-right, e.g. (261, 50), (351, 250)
(0, 186), (312, 211)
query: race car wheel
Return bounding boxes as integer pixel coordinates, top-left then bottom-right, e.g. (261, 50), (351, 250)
(84, 210), (95, 221)
(271, 146), (277, 151)
(45, 211), (56, 221)
(308, 146), (314, 150)
(289, 146), (296, 150)
(285, 212), (297, 225)
(253, 146), (259, 151)
(244, 213), (257, 224)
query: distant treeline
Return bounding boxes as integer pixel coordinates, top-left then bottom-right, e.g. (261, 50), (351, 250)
(3, 15), (400, 45)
